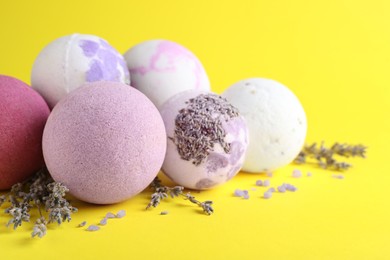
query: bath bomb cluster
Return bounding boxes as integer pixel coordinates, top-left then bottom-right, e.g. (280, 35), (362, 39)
(2, 32), (307, 203)
(124, 40), (210, 108)
(32, 33), (130, 108)
(0, 75), (50, 190)
(159, 90), (249, 190)
(223, 78), (307, 173)
(42, 82), (166, 204)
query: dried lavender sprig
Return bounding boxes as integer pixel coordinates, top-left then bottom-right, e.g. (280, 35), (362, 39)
(330, 143), (367, 158)
(1, 167), (77, 238)
(146, 177), (214, 215)
(31, 217), (47, 238)
(5, 204), (30, 229)
(183, 193), (214, 215)
(0, 195), (6, 206)
(294, 142), (366, 171)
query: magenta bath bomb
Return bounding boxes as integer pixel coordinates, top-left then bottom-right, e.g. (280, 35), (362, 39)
(42, 81), (166, 204)
(124, 40), (210, 108)
(0, 75), (50, 190)
(32, 33), (130, 108)
(159, 90), (249, 190)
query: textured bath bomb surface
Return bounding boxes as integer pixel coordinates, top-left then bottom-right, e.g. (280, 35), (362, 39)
(124, 40), (210, 108)
(159, 90), (249, 190)
(42, 81), (166, 204)
(222, 78), (307, 173)
(32, 33), (130, 108)
(0, 75), (50, 190)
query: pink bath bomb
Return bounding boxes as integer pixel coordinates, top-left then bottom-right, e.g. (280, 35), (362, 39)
(159, 90), (249, 190)
(42, 81), (166, 204)
(0, 75), (50, 190)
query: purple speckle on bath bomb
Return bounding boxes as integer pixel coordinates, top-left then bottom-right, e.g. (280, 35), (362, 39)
(42, 81), (166, 204)
(84, 39), (130, 83)
(206, 153), (229, 173)
(86, 59), (104, 82)
(0, 75), (50, 190)
(79, 40), (99, 57)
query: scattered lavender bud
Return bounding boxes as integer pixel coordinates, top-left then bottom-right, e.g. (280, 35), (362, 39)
(78, 221), (87, 227)
(292, 169), (302, 178)
(234, 189), (244, 197)
(285, 183), (297, 192)
(116, 210), (126, 218)
(106, 212), (116, 219)
(266, 171), (273, 177)
(242, 190), (250, 199)
(263, 179), (270, 187)
(267, 187), (276, 193)
(332, 174), (345, 179)
(99, 218), (108, 226)
(307, 172), (312, 177)
(160, 211), (169, 215)
(277, 185), (286, 193)
(86, 225), (100, 231)
(255, 180), (263, 186)
(263, 191), (272, 199)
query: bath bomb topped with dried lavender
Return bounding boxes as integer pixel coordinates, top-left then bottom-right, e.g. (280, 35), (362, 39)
(159, 90), (249, 190)
(223, 78), (307, 173)
(124, 40), (210, 108)
(42, 81), (166, 204)
(32, 33), (130, 108)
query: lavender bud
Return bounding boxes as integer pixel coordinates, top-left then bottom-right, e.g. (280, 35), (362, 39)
(292, 169), (302, 178)
(263, 191), (272, 199)
(255, 180), (263, 186)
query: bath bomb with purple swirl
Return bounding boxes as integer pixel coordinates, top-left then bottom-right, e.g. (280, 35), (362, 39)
(159, 90), (249, 190)
(42, 81), (166, 204)
(0, 75), (50, 190)
(32, 33), (130, 108)
(222, 78), (307, 173)
(124, 40), (210, 108)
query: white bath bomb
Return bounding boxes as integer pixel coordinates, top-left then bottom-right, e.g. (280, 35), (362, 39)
(160, 90), (249, 190)
(32, 33), (130, 108)
(222, 78), (307, 173)
(124, 40), (210, 108)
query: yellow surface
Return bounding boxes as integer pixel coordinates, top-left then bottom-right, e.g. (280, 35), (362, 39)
(0, 0), (389, 259)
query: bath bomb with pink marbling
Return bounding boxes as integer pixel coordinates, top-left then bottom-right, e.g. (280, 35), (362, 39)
(32, 33), (130, 108)
(124, 40), (210, 108)
(0, 75), (50, 190)
(42, 81), (166, 204)
(159, 90), (249, 190)
(222, 78), (307, 173)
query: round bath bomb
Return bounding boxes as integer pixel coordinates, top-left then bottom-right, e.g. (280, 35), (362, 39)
(0, 75), (50, 190)
(42, 81), (166, 204)
(222, 78), (307, 173)
(124, 40), (210, 108)
(159, 90), (249, 190)
(32, 33), (130, 108)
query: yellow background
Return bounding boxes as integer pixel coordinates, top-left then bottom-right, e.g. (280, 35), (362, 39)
(1, 0), (389, 259)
